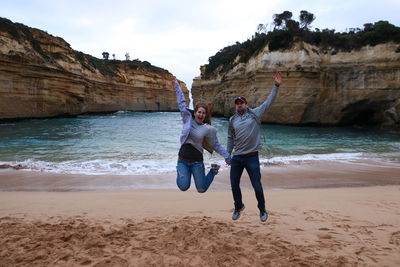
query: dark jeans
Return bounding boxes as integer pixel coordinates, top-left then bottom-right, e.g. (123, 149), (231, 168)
(230, 153), (265, 212)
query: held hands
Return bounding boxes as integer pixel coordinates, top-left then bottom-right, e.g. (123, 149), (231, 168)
(274, 72), (282, 86)
(225, 159), (231, 165)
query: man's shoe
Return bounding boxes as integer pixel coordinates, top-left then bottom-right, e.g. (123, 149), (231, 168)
(211, 164), (220, 175)
(232, 205), (245, 220)
(260, 210), (269, 222)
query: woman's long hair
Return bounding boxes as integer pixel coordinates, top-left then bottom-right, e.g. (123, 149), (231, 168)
(194, 100), (212, 125)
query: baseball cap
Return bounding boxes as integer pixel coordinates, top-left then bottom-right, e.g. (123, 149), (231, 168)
(234, 96), (247, 104)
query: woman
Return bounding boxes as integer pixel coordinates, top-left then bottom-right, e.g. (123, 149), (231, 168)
(173, 79), (231, 193)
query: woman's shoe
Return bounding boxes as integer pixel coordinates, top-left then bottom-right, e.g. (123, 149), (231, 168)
(211, 164), (220, 174)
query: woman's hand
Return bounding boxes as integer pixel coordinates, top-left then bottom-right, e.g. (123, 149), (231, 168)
(274, 72), (282, 86)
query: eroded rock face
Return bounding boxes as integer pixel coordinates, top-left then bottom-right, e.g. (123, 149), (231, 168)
(192, 42), (400, 130)
(0, 18), (189, 119)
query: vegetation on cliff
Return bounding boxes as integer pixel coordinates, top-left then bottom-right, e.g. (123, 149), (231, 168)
(204, 11), (400, 77)
(74, 51), (167, 77)
(0, 17), (57, 61)
(0, 17), (168, 77)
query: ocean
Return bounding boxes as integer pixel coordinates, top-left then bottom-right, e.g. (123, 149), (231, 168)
(1, 111), (400, 175)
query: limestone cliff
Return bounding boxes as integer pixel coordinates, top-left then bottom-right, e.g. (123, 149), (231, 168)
(192, 42), (400, 130)
(0, 17), (189, 119)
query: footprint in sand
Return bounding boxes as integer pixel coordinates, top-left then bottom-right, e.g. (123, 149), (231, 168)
(335, 223), (352, 232)
(318, 227), (330, 231)
(291, 228), (304, 231)
(317, 233), (333, 239)
(389, 231), (400, 246)
(93, 256), (128, 267)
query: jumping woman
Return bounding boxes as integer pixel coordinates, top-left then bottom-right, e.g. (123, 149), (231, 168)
(173, 79), (231, 193)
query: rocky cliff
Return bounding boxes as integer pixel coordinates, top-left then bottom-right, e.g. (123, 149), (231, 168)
(192, 42), (400, 130)
(0, 17), (189, 120)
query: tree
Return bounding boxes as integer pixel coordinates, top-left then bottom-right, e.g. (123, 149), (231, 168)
(273, 11), (293, 30)
(257, 23), (267, 34)
(268, 30), (293, 51)
(102, 52), (109, 60)
(363, 23), (374, 32)
(299, 10), (315, 30)
(112, 54), (116, 60)
(286, 20), (300, 34)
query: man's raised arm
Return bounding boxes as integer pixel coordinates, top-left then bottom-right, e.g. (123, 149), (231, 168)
(251, 72), (282, 118)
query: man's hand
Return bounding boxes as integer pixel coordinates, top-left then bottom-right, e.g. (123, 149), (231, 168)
(274, 72), (282, 86)
(225, 159), (231, 165)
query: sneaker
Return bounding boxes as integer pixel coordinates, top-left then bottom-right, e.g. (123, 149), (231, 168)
(211, 164), (220, 174)
(232, 205), (245, 220)
(260, 210), (269, 222)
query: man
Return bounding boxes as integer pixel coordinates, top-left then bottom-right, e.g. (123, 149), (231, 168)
(227, 72), (282, 222)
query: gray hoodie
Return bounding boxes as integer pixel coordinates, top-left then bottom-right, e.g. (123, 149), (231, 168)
(227, 85), (279, 156)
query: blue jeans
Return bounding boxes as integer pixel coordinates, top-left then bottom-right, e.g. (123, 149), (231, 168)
(230, 153), (265, 212)
(176, 159), (217, 193)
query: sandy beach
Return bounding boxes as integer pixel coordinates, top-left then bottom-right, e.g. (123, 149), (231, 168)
(2, 1), (400, 266)
(0, 163), (400, 266)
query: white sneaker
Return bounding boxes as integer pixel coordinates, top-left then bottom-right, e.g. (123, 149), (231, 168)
(260, 210), (269, 222)
(232, 205), (245, 220)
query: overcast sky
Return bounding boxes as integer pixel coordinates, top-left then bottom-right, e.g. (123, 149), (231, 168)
(2, 0), (400, 88)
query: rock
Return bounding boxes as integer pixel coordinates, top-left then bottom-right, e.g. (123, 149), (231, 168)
(192, 42), (400, 130)
(0, 18), (189, 120)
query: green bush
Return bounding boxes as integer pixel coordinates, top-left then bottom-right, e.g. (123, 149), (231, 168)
(0, 17), (20, 40)
(203, 12), (400, 78)
(268, 30), (293, 51)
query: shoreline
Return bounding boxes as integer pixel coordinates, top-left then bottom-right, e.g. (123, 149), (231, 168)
(0, 159), (399, 191)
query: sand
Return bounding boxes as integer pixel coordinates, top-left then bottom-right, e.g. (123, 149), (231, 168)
(0, 160), (400, 266)
(0, 159), (399, 191)
(0, 185), (399, 266)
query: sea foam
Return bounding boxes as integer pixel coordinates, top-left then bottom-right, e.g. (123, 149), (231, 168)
(1, 152), (392, 175)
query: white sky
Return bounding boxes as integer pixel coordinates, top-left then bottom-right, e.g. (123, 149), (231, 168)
(2, 0), (400, 88)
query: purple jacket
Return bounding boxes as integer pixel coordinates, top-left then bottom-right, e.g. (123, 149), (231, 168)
(174, 82), (231, 161)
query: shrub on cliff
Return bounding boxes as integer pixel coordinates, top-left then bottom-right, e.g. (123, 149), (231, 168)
(1, 17), (169, 77)
(73, 53), (167, 77)
(359, 20), (400, 46)
(74, 52), (119, 76)
(268, 30), (293, 51)
(0, 17), (51, 61)
(204, 11), (400, 78)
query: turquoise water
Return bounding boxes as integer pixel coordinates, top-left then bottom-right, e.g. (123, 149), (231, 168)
(0, 111), (399, 174)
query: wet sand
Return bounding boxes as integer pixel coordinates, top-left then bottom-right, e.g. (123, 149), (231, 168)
(0, 160), (399, 191)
